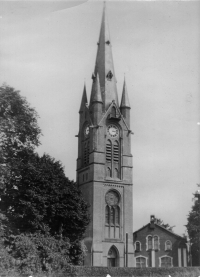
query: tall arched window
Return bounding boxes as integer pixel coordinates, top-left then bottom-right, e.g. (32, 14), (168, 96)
(105, 190), (120, 239)
(154, 236), (159, 250)
(105, 138), (121, 179)
(147, 236), (152, 250)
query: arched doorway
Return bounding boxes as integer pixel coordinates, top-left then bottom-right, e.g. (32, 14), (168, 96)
(107, 246), (118, 267)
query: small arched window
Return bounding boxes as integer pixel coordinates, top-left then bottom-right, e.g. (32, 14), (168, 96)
(165, 240), (172, 251)
(135, 241), (141, 252)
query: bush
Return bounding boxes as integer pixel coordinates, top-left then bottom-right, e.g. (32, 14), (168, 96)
(64, 265), (200, 277)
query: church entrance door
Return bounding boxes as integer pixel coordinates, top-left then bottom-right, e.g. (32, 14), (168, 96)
(107, 246), (118, 267)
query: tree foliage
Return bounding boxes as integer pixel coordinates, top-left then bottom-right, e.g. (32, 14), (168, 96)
(186, 187), (200, 266)
(1, 153), (90, 244)
(0, 84), (41, 188)
(155, 218), (175, 232)
(0, 84), (90, 272)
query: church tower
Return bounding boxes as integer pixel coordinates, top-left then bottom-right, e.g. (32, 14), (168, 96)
(77, 3), (134, 267)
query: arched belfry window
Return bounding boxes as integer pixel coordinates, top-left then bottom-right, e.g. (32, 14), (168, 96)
(82, 123), (90, 168)
(105, 190), (121, 239)
(106, 126), (121, 179)
(106, 140), (112, 163)
(83, 141), (89, 166)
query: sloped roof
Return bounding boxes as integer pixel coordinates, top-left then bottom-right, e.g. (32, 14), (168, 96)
(133, 222), (184, 240)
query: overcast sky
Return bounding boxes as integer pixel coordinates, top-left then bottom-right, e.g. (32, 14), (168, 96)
(0, 0), (199, 236)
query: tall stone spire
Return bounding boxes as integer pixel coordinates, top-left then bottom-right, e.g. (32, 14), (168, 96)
(79, 83), (88, 113)
(94, 2), (119, 111)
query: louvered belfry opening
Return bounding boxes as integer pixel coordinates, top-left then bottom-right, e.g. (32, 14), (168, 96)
(113, 141), (119, 163)
(106, 140), (112, 162)
(83, 140), (89, 167)
(106, 139), (120, 179)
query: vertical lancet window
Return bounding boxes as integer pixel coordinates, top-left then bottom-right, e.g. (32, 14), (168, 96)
(82, 123), (90, 168)
(83, 141), (89, 166)
(106, 132), (121, 179)
(105, 190), (121, 239)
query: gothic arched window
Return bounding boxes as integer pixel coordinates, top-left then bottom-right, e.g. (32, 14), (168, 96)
(105, 136), (121, 179)
(105, 190), (120, 239)
(135, 241), (141, 252)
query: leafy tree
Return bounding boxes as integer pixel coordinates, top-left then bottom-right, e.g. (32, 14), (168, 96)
(0, 152), (90, 265)
(155, 218), (175, 232)
(186, 185), (200, 266)
(0, 84), (41, 189)
(0, 84), (90, 268)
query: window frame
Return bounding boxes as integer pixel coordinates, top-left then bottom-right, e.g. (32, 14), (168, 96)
(134, 241), (142, 252)
(146, 235), (160, 251)
(105, 190), (121, 239)
(135, 255), (148, 268)
(159, 255), (173, 268)
(165, 240), (172, 251)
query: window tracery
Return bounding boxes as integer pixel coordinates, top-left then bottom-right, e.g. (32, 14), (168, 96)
(105, 190), (121, 239)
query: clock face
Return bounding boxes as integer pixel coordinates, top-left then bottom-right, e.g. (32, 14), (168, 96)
(84, 125), (90, 137)
(107, 124), (119, 138)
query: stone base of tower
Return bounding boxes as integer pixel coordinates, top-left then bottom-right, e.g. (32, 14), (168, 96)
(83, 238), (134, 267)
